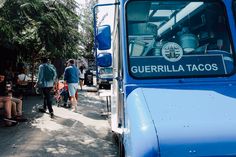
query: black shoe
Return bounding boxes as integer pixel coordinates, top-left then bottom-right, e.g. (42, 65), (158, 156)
(4, 118), (18, 127)
(14, 116), (28, 122)
(39, 108), (46, 113)
(50, 112), (54, 118)
(63, 103), (67, 108)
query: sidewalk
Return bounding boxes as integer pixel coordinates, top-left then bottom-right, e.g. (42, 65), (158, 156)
(0, 86), (118, 157)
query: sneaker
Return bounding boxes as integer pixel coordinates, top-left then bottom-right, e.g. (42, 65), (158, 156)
(50, 112), (54, 118)
(38, 108), (46, 113)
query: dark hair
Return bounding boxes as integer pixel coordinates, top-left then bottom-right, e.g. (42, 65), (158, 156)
(67, 59), (74, 64)
(0, 69), (5, 75)
(41, 57), (48, 63)
(79, 65), (84, 73)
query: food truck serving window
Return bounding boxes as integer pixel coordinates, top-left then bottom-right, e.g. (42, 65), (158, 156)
(126, 0), (235, 78)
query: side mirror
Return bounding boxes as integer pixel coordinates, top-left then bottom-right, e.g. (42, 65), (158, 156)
(96, 25), (111, 50)
(97, 52), (112, 67)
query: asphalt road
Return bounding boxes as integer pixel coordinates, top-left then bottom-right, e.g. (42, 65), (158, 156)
(0, 87), (118, 157)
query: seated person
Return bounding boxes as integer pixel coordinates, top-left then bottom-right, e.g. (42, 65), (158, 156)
(17, 68), (30, 85)
(14, 68), (30, 99)
(59, 84), (70, 108)
(55, 81), (70, 108)
(0, 72), (18, 127)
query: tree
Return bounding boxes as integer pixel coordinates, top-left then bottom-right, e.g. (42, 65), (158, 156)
(0, 0), (80, 60)
(0, 0), (81, 85)
(77, 0), (98, 60)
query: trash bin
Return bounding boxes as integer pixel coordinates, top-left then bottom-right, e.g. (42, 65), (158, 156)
(85, 70), (93, 86)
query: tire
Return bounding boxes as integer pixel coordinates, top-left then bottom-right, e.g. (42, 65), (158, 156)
(118, 137), (125, 157)
(98, 84), (102, 89)
(112, 132), (125, 157)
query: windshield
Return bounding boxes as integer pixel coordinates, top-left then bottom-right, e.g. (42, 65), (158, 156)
(126, 1), (235, 79)
(99, 67), (113, 74)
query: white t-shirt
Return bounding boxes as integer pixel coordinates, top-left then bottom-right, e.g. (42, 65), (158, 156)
(79, 69), (86, 79)
(18, 74), (30, 81)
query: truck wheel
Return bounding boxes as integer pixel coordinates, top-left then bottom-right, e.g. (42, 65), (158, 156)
(118, 137), (125, 157)
(99, 84), (102, 89)
(112, 132), (125, 157)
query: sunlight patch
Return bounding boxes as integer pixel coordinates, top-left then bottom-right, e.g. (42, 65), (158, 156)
(32, 115), (64, 131)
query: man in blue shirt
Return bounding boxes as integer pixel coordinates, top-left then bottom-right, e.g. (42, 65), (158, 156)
(36, 57), (57, 118)
(64, 59), (79, 112)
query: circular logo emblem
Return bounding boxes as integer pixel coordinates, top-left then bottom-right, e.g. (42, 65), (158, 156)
(162, 42), (183, 62)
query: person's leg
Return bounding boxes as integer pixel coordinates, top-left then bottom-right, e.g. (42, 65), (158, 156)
(64, 91), (70, 108)
(11, 97), (27, 122)
(1, 97), (18, 126)
(79, 80), (83, 90)
(68, 83), (78, 112)
(75, 89), (78, 100)
(11, 101), (17, 117)
(44, 87), (54, 117)
(74, 84), (79, 111)
(81, 79), (84, 88)
(65, 91), (69, 102)
(0, 97), (12, 119)
(60, 90), (68, 106)
(41, 88), (48, 112)
(11, 97), (22, 116)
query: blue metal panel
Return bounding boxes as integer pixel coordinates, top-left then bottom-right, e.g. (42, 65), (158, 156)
(143, 84), (236, 156)
(125, 88), (160, 157)
(125, 84), (236, 156)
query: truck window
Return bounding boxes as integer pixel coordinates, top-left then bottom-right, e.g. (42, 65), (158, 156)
(126, 1), (235, 78)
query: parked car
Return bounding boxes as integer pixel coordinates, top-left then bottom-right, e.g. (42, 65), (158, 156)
(98, 67), (113, 89)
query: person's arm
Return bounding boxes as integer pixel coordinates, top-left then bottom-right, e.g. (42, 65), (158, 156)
(52, 65), (57, 81)
(35, 65), (43, 87)
(25, 74), (31, 81)
(63, 68), (68, 85)
(77, 68), (80, 80)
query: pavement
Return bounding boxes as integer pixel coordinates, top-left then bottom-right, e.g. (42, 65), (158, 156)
(0, 85), (118, 157)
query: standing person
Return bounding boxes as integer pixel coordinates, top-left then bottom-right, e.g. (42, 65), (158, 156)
(64, 59), (79, 112)
(79, 65), (86, 90)
(35, 57), (57, 118)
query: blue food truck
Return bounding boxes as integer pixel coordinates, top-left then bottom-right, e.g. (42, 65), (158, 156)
(94, 0), (236, 156)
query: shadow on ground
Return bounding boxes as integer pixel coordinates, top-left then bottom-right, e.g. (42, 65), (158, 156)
(0, 90), (118, 157)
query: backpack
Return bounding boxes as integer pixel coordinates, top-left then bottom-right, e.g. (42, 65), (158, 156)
(43, 64), (55, 81)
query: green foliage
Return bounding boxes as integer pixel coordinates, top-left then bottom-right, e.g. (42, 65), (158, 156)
(0, 0), (81, 60)
(77, 0), (98, 59)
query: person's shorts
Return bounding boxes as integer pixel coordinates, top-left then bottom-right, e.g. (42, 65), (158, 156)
(67, 83), (79, 97)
